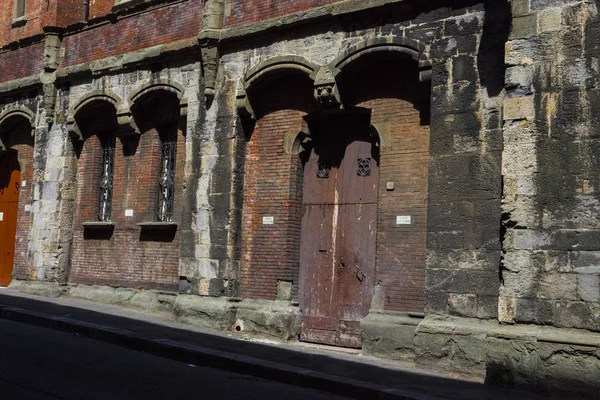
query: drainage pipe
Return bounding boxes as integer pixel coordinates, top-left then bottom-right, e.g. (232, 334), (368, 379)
(83, 0), (89, 22)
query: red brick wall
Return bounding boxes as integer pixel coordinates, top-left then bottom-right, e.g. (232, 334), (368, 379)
(0, 43), (44, 84)
(0, 0), (46, 46)
(56, 0), (84, 27)
(61, 0), (203, 67)
(240, 110), (305, 299)
(225, 0), (344, 28)
(13, 142), (34, 280)
(367, 98), (429, 313)
(347, 60), (430, 313)
(69, 127), (185, 289)
(240, 75), (313, 300)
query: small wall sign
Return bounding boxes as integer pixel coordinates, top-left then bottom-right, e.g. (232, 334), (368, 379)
(24, 205), (31, 212)
(262, 216), (274, 225)
(21, 181), (26, 187)
(396, 215), (412, 225)
(125, 209), (134, 217)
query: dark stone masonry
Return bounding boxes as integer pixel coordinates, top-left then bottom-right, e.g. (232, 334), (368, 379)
(1, 0), (600, 396)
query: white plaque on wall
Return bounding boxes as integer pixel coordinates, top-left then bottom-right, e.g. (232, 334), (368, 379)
(396, 215), (412, 225)
(262, 216), (274, 225)
(21, 181), (26, 187)
(125, 209), (134, 217)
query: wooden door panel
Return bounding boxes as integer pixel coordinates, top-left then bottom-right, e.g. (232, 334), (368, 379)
(338, 203), (378, 320)
(300, 116), (379, 348)
(300, 204), (338, 319)
(0, 152), (20, 287)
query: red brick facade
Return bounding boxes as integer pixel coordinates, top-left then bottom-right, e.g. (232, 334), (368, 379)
(61, 0), (202, 67)
(240, 62), (431, 313)
(240, 76), (313, 300)
(0, 43), (43, 84)
(12, 141), (34, 281)
(70, 116), (185, 289)
(224, 0), (345, 28)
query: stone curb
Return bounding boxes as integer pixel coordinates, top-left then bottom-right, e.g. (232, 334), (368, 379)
(0, 305), (439, 400)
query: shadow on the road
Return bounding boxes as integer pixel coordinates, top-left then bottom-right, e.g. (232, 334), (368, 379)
(0, 293), (548, 400)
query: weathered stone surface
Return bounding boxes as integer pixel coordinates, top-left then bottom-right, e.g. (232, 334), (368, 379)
(361, 312), (422, 361)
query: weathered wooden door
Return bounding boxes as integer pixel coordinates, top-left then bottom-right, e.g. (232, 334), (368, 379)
(0, 151), (20, 286)
(300, 116), (378, 348)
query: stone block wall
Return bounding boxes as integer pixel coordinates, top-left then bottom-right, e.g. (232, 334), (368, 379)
(424, 1), (509, 320)
(500, 0), (600, 332)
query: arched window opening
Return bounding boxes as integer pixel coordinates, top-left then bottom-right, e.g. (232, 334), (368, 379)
(98, 136), (116, 222)
(157, 125), (177, 222)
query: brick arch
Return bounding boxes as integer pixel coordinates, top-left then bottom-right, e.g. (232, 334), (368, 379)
(237, 55), (319, 120)
(0, 106), (35, 149)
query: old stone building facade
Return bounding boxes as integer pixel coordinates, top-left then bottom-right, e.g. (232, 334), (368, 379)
(1, 0), (599, 395)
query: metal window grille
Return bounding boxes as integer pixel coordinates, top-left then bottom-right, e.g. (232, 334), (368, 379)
(157, 140), (176, 222)
(15, 0), (25, 18)
(98, 138), (116, 221)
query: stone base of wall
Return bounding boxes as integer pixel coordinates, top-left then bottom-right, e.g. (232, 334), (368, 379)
(415, 316), (600, 397)
(8, 280), (301, 341)
(360, 311), (422, 362)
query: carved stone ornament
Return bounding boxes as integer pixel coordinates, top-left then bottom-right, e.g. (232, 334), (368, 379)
(314, 84), (339, 107)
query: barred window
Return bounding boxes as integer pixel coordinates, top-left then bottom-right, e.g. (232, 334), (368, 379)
(98, 138), (116, 222)
(157, 138), (176, 222)
(15, 0), (25, 19)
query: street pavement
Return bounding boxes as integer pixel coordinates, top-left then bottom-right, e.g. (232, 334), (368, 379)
(0, 319), (349, 400)
(0, 291), (549, 400)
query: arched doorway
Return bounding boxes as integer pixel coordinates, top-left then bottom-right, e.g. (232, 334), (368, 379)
(300, 112), (380, 348)
(0, 151), (20, 286)
(0, 107), (35, 286)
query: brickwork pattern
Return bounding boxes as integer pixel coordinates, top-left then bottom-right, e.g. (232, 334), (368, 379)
(366, 98), (429, 313)
(61, 0), (202, 67)
(225, 0), (344, 28)
(240, 77), (313, 300)
(13, 143), (34, 280)
(70, 127), (185, 289)
(0, 0), (45, 46)
(0, 43), (43, 84)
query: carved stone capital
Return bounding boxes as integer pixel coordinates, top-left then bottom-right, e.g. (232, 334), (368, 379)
(314, 83), (340, 108)
(313, 66), (341, 109)
(116, 109), (140, 136)
(67, 116), (83, 142)
(200, 43), (220, 100)
(236, 90), (255, 120)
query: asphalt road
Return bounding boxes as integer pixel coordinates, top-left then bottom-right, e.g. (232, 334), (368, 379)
(0, 319), (347, 400)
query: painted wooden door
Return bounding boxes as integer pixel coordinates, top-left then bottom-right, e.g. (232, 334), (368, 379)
(300, 118), (378, 348)
(0, 151), (20, 286)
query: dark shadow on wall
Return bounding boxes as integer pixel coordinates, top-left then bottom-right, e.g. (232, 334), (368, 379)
(478, 0), (511, 98)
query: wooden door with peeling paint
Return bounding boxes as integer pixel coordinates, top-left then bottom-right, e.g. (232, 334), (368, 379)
(300, 115), (378, 348)
(0, 151), (20, 287)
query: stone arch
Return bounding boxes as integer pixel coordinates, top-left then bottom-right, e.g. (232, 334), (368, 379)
(283, 129), (311, 156)
(330, 36), (432, 82)
(67, 91), (123, 142)
(0, 106), (36, 150)
(128, 79), (188, 117)
(237, 56), (320, 120)
(126, 80), (188, 137)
